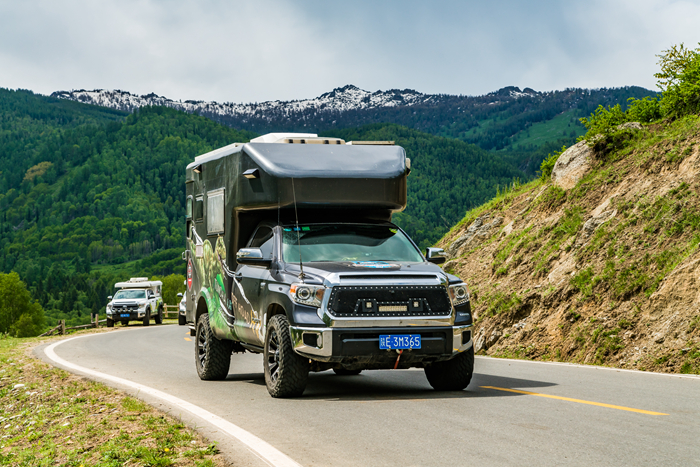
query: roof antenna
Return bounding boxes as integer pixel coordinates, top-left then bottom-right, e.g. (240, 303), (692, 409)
(291, 178), (305, 281)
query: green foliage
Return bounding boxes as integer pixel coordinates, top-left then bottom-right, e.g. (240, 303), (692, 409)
(0, 90), (255, 327)
(625, 96), (662, 123)
(483, 291), (522, 317)
(580, 104), (628, 139)
(153, 273), (186, 306)
(0, 272), (45, 337)
(579, 43), (700, 145)
(655, 43), (700, 119)
(539, 145), (567, 181)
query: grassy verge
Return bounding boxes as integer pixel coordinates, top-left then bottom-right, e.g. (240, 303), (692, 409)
(0, 330), (227, 467)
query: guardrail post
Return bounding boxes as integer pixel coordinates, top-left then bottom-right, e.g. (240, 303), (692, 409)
(59, 320), (65, 335)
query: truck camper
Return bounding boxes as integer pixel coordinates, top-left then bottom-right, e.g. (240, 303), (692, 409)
(184, 133), (474, 397)
(106, 277), (164, 327)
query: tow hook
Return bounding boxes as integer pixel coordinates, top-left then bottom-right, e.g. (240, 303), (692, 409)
(394, 349), (404, 369)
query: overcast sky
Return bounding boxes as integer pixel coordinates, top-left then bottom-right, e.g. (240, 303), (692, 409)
(1, 0), (699, 104)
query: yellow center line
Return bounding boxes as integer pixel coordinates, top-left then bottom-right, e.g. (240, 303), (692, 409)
(184, 337), (192, 342)
(480, 386), (668, 416)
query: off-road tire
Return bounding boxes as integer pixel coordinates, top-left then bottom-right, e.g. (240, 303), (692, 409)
(178, 313), (187, 326)
(106, 318), (114, 328)
(195, 313), (233, 380)
(424, 346), (474, 391)
(264, 314), (309, 398)
(333, 368), (362, 376)
(122, 321), (129, 326)
(143, 309), (151, 327)
(155, 307), (163, 325)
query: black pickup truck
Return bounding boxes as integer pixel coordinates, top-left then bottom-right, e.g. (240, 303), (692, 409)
(184, 133), (474, 397)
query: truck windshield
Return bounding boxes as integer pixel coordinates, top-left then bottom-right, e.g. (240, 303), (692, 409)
(113, 290), (147, 300)
(281, 224), (424, 263)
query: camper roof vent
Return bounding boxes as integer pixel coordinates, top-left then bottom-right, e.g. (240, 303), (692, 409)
(128, 277), (149, 282)
(250, 133), (345, 145)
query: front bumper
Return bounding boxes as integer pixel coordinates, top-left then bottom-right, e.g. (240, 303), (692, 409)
(290, 324), (473, 367)
(107, 311), (146, 320)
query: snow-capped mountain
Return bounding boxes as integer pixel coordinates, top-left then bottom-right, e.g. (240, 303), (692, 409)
(50, 84), (652, 154)
(51, 85), (447, 120)
(51, 84), (542, 124)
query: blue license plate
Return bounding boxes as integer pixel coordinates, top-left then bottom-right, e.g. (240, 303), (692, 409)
(379, 334), (421, 350)
(120, 313), (130, 318)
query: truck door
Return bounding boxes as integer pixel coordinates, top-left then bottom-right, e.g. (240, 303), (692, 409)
(232, 226), (274, 345)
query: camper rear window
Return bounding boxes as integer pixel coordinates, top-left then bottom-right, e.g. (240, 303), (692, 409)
(281, 224), (423, 263)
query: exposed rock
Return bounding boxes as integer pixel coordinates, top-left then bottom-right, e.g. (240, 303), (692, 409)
(617, 122), (643, 131)
(446, 214), (503, 258)
(547, 255), (576, 286)
(575, 209), (617, 246)
(551, 141), (593, 190)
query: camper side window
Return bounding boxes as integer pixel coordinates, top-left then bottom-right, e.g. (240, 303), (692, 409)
(194, 197), (204, 222)
(186, 197), (193, 218)
(249, 227), (274, 259)
(207, 189), (225, 235)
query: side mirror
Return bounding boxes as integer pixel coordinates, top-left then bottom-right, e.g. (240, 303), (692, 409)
(107, 295), (113, 300)
(237, 248), (272, 268)
(425, 247), (446, 265)
(177, 293), (183, 298)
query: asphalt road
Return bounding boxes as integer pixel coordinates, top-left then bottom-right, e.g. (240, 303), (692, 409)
(39, 324), (700, 467)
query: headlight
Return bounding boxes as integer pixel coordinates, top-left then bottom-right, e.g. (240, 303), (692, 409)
(448, 283), (470, 306)
(290, 283), (325, 308)
(138, 303), (147, 311)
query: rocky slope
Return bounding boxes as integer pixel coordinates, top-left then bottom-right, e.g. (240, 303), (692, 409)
(439, 115), (700, 374)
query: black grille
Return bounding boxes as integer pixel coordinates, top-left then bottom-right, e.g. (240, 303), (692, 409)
(328, 285), (451, 317)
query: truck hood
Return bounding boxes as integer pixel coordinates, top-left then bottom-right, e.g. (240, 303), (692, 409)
(282, 261), (461, 284)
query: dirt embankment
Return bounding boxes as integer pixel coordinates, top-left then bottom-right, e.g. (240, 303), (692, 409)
(439, 117), (700, 374)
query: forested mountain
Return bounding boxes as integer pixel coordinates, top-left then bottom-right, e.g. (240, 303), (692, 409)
(0, 89), (256, 327)
(1, 89), (522, 329)
(54, 85), (656, 174)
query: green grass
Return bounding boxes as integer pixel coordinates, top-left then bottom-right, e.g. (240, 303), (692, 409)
(0, 332), (225, 467)
(507, 110), (586, 148)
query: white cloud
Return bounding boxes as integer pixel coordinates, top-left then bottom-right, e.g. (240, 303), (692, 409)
(0, 0), (698, 103)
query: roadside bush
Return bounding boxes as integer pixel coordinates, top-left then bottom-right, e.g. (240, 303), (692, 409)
(0, 272), (45, 337)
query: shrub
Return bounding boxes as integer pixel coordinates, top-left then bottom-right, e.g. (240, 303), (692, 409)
(655, 43), (700, 119)
(0, 272), (45, 337)
(539, 145), (567, 181)
(626, 97), (662, 123)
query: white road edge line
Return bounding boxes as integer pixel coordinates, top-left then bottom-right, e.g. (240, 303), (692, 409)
(476, 356), (700, 380)
(44, 334), (302, 467)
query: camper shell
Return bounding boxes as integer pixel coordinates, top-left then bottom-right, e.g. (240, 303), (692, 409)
(106, 277), (164, 327)
(185, 133), (474, 397)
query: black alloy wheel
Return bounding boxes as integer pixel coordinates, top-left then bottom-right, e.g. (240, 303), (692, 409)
(195, 313), (233, 380)
(263, 314), (309, 398)
(143, 308), (151, 327)
(155, 307), (163, 325)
